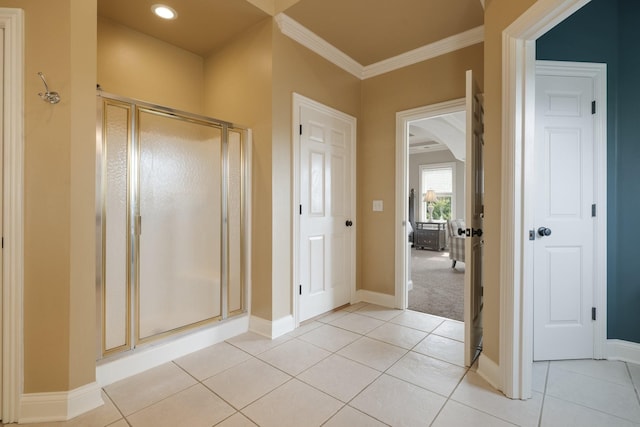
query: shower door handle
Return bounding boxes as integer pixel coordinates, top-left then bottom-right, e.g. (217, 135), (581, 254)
(135, 215), (142, 236)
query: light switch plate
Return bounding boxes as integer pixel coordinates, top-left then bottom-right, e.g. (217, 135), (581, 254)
(373, 200), (383, 212)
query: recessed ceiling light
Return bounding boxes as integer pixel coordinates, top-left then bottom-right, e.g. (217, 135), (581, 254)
(151, 4), (177, 20)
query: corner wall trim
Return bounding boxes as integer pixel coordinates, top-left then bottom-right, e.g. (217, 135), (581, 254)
(607, 339), (640, 365)
(96, 315), (249, 387)
(249, 315), (295, 339)
(19, 382), (103, 424)
(476, 354), (503, 392)
(354, 290), (396, 308)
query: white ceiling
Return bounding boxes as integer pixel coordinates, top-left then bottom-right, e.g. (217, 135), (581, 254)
(409, 111), (466, 161)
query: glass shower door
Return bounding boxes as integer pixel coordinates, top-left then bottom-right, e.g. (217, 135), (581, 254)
(136, 109), (222, 342)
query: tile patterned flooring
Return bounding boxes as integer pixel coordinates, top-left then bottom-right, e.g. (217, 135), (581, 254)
(13, 303), (640, 426)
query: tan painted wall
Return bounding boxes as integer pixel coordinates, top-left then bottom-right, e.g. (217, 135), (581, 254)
(359, 44), (484, 295)
(0, 0), (97, 392)
(97, 17), (204, 114)
(203, 19), (274, 320)
(482, 0), (537, 364)
(271, 22), (361, 320)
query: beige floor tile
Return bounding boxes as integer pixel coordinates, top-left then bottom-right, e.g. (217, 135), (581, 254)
(350, 374), (446, 426)
(354, 304), (403, 321)
(106, 420), (129, 427)
(390, 310), (445, 332)
(386, 351), (466, 397)
(174, 341), (252, 381)
(432, 319), (464, 342)
(551, 359), (633, 386)
(629, 362), (640, 390)
(432, 400), (517, 426)
(286, 320), (323, 337)
(540, 395), (638, 427)
(337, 337), (407, 371)
(366, 322), (427, 349)
(104, 362), (197, 416)
(413, 334), (465, 367)
(323, 406), (387, 427)
(532, 361), (549, 393)
(215, 413), (258, 426)
(242, 379), (342, 427)
(225, 331), (292, 355)
(342, 302), (370, 312)
(451, 371), (543, 427)
(298, 324), (361, 352)
(126, 384), (234, 427)
(257, 338), (330, 376)
(316, 309), (350, 324)
(203, 358), (291, 409)
(329, 313), (385, 335)
(298, 354), (380, 402)
(546, 365), (640, 422)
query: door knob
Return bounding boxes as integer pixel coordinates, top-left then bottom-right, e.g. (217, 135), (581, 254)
(537, 227), (552, 237)
(345, 220), (353, 227)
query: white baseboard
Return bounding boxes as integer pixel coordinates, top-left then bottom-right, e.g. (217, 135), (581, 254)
(607, 339), (640, 365)
(250, 314), (295, 339)
(96, 315), (249, 387)
(20, 382), (103, 424)
(476, 353), (503, 392)
(354, 289), (396, 308)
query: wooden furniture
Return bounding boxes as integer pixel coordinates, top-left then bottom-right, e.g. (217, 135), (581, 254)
(414, 221), (446, 251)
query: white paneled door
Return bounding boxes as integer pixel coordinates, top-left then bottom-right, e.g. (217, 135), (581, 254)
(464, 70), (484, 367)
(298, 97), (355, 322)
(533, 63), (598, 361)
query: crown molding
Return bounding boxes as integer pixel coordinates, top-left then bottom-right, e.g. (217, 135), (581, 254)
(275, 13), (484, 80)
(274, 13), (363, 79)
(362, 25), (485, 79)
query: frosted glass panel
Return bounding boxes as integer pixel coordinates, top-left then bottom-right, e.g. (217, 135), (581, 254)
(228, 130), (243, 314)
(104, 102), (130, 352)
(138, 109), (222, 340)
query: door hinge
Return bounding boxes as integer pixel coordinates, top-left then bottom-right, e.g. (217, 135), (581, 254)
(592, 203), (596, 217)
(591, 100), (596, 115)
(299, 204), (302, 215)
(1, 237), (3, 249)
(299, 285), (302, 295)
(299, 124), (303, 135)
(592, 307), (597, 321)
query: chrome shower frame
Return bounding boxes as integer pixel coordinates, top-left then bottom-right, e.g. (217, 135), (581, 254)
(95, 91), (250, 359)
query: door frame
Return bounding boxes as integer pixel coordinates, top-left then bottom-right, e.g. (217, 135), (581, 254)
(500, 0), (607, 399)
(292, 93), (357, 326)
(395, 98), (465, 310)
(0, 7), (25, 423)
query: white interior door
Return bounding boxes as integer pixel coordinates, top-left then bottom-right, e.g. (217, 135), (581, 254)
(464, 69), (484, 366)
(533, 64), (597, 361)
(298, 99), (355, 322)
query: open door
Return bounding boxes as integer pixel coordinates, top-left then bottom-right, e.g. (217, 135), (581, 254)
(464, 69), (484, 366)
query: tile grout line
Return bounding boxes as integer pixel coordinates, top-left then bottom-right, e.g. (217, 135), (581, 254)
(625, 362), (640, 407)
(537, 361), (551, 427)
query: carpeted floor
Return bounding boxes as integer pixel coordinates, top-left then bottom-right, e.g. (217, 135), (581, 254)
(408, 248), (465, 321)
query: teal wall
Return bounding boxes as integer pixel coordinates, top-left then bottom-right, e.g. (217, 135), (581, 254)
(537, 0), (640, 344)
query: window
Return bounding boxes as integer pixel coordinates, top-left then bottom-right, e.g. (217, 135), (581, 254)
(419, 163), (456, 222)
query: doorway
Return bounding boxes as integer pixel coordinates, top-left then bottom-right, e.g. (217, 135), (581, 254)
(396, 69), (484, 368)
(406, 112), (466, 322)
(500, 0), (607, 399)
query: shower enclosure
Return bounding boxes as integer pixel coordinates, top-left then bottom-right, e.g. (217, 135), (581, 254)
(96, 92), (249, 358)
